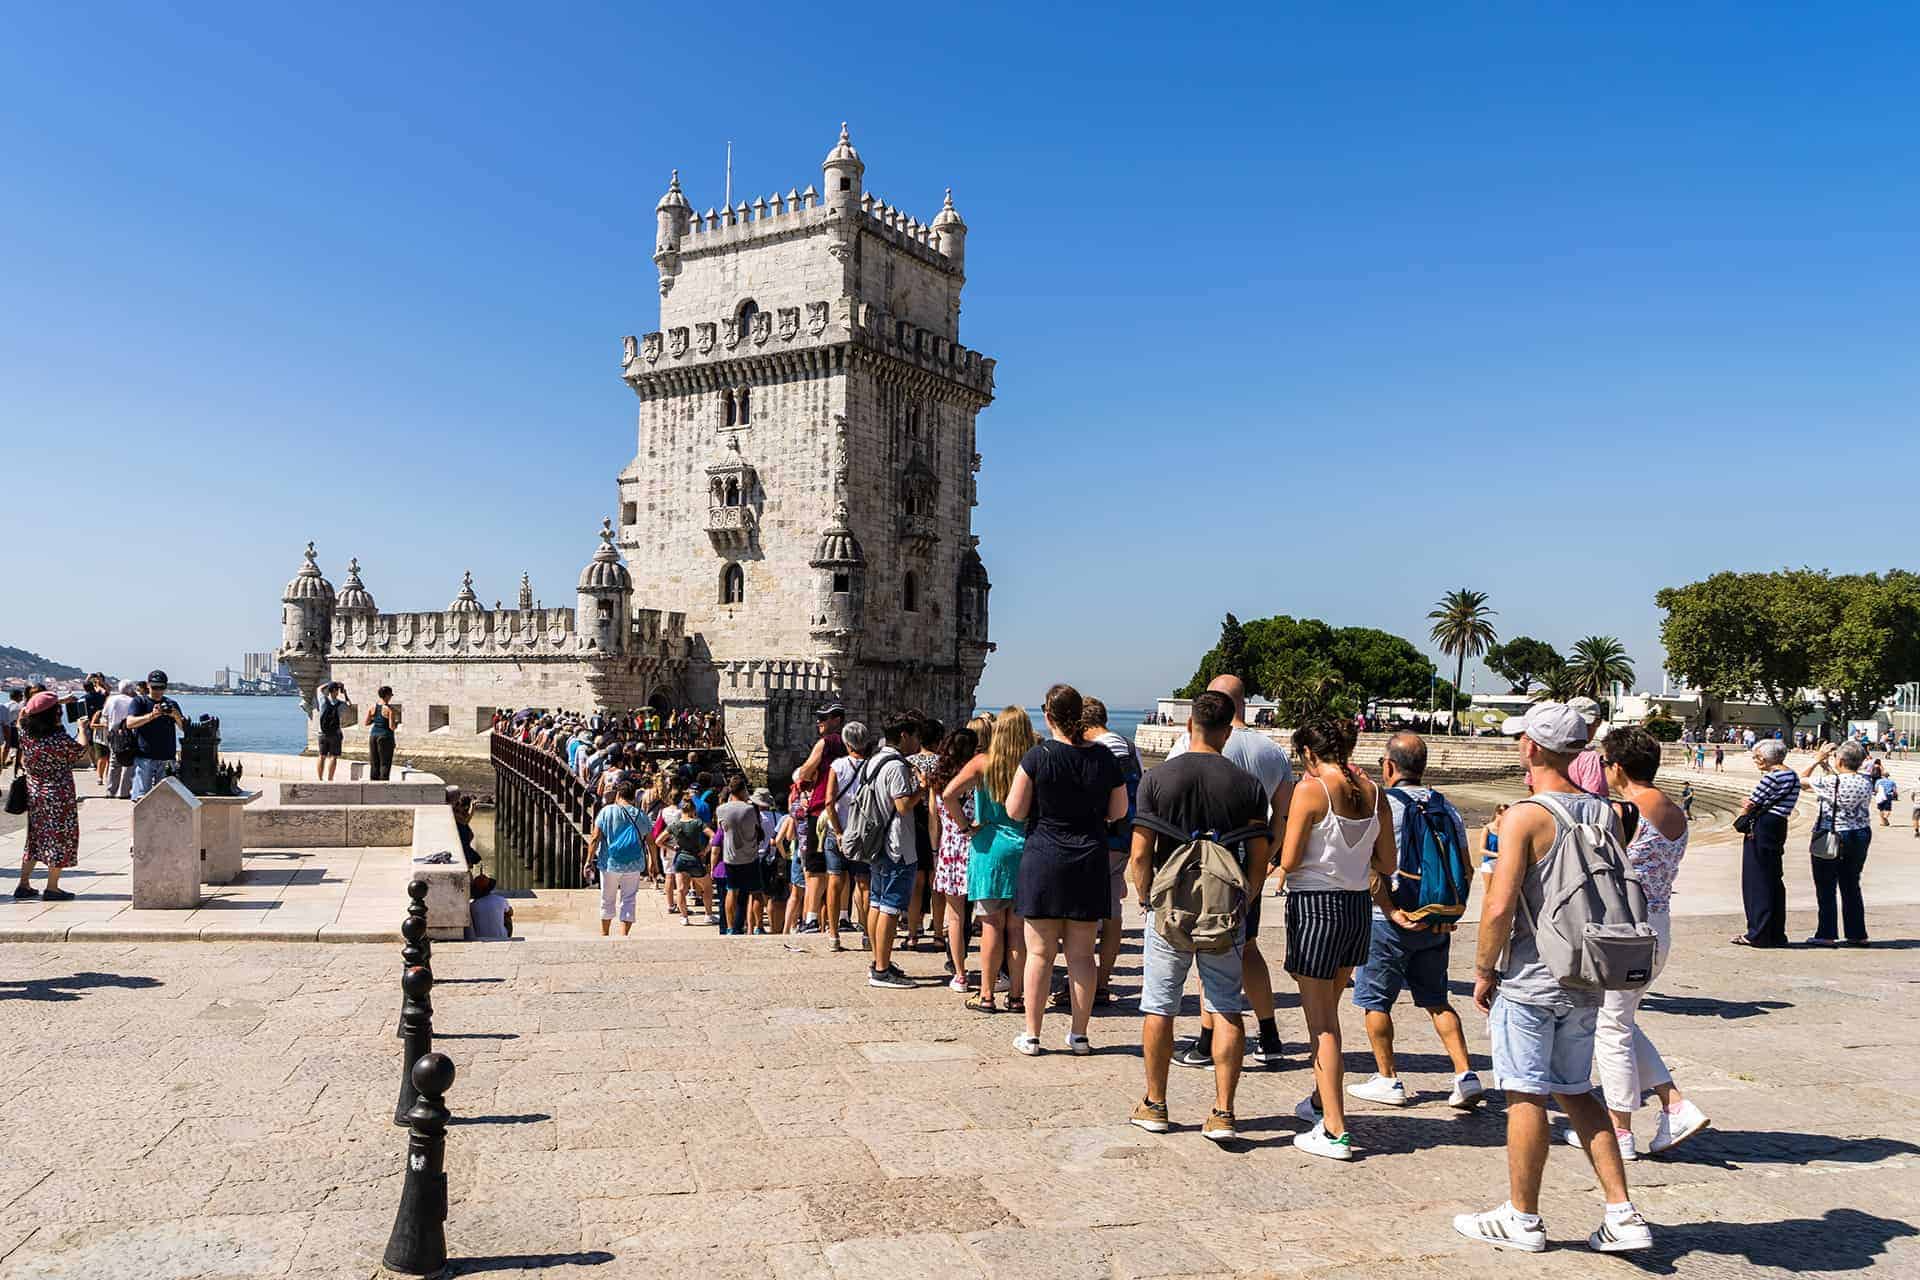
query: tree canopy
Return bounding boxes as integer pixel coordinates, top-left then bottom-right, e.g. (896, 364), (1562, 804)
(1656, 569), (1920, 736)
(1483, 635), (1564, 693)
(1177, 614), (1452, 720)
(1568, 635), (1635, 701)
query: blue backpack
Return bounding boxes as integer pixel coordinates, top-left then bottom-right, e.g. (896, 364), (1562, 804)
(1384, 787), (1472, 924)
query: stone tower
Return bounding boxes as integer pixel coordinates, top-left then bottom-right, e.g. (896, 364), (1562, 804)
(618, 124), (996, 778)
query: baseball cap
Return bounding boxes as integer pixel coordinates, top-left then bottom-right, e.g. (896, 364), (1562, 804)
(1566, 696), (1603, 726)
(147, 669), (170, 686)
(815, 701), (846, 718)
(1509, 702), (1590, 753)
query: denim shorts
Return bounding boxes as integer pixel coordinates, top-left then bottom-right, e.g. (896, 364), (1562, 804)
(823, 832), (868, 877)
(673, 852), (707, 877)
(1489, 996), (1598, 1097)
(788, 852), (806, 888)
(869, 853), (915, 917)
(1138, 911), (1246, 1017)
(1352, 916), (1454, 1012)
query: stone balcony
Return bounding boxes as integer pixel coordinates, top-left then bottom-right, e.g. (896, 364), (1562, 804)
(706, 504), (756, 551)
(896, 513), (941, 555)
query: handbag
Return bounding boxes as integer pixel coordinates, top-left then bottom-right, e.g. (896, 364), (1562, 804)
(4, 775), (27, 816)
(1731, 811), (1755, 835)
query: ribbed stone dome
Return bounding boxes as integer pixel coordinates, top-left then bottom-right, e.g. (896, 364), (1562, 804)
(578, 519), (633, 591)
(447, 570), (484, 614)
(822, 122), (863, 172)
(932, 188), (965, 230)
(960, 547), (989, 588)
(282, 542), (334, 604)
(334, 557), (377, 613)
(810, 506), (866, 567)
(655, 169), (690, 213)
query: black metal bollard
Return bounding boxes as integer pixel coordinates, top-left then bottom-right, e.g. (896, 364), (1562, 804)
(383, 1050), (455, 1277)
(397, 880), (431, 1038)
(393, 964), (434, 1126)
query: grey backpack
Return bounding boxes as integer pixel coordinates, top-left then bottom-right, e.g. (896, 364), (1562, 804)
(1521, 792), (1657, 991)
(1140, 816), (1263, 954)
(838, 750), (909, 864)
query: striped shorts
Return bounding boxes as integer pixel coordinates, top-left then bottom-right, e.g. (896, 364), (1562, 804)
(1284, 889), (1373, 980)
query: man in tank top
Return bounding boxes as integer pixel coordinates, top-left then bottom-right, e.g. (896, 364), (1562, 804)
(1455, 703), (1651, 1255)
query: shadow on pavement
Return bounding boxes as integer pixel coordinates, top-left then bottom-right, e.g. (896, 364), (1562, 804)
(1619, 1208), (1916, 1274)
(448, 1253), (615, 1275)
(1638, 993), (1792, 1019)
(0, 971), (163, 1002)
(1659, 1130), (1920, 1170)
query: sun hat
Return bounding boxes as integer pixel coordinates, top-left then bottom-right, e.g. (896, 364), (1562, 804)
(750, 787), (776, 808)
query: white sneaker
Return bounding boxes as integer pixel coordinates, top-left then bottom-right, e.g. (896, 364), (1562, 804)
(948, 976), (970, 993)
(1012, 1033), (1041, 1057)
(1292, 1120), (1353, 1161)
(1346, 1074), (1409, 1107)
(1564, 1126), (1637, 1160)
(1292, 1094), (1321, 1125)
(1064, 1032), (1091, 1056)
(1453, 1203), (1547, 1253)
(1648, 1100), (1710, 1155)
(1589, 1210), (1653, 1252)
(1448, 1071), (1486, 1110)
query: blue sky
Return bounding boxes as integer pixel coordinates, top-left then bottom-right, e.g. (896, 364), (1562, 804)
(3, 3), (1916, 706)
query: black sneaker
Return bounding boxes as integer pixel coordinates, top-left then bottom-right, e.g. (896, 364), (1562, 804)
(1172, 1041), (1213, 1069)
(1248, 1042), (1285, 1069)
(884, 963), (908, 980)
(12, 884), (40, 900)
(868, 967), (913, 989)
(794, 921), (822, 934)
(40, 889), (75, 903)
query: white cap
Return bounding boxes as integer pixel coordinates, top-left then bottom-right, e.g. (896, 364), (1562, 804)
(1510, 702), (1591, 753)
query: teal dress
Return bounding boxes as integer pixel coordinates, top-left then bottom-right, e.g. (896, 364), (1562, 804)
(967, 785), (1026, 903)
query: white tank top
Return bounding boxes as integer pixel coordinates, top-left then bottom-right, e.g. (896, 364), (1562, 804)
(1286, 775), (1379, 892)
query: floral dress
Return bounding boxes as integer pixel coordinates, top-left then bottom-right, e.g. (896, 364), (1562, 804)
(933, 790), (973, 896)
(23, 731), (88, 868)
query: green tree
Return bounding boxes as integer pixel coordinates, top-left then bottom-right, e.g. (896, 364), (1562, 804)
(1177, 612), (1254, 698)
(1483, 636), (1565, 693)
(1567, 635), (1635, 707)
(1809, 572), (1920, 737)
(1656, 570), (1825, 737)
(1531, 663), (1580, 703)
(1427, 588), (1497, 734)
(1263, 648), (1353, 725)
(1327, 626), (1441, 704)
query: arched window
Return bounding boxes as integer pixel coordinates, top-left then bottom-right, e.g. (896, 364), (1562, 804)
(724, 478), (740, 507)
(906, 403), (920, 438)
(737, 386), (751, 424)
(723, 390), (736, 427)
(903, 571), (920, 613)
(721, 563), (745, 605)
(737, 299), (759, 341)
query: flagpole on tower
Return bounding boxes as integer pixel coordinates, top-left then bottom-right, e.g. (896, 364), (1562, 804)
(724, 140), (732, 212)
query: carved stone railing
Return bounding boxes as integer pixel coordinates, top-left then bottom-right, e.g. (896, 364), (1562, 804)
(705, 504), (756, 551)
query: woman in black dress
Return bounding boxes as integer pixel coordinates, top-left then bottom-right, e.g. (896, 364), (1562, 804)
(1005, 684), (1128, 1057)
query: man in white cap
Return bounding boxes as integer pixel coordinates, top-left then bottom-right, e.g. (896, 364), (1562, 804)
(1453, 703), (1650, 1255)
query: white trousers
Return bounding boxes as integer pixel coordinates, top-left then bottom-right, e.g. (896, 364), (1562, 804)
(600, 871), (643, 924)
(1594, 908), (1673, 1112)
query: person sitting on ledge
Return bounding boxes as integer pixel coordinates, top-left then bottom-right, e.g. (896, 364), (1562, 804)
(469, 872), (512, 940)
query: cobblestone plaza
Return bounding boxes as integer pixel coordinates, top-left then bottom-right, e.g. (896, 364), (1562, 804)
(2, 885), (1916, 1277)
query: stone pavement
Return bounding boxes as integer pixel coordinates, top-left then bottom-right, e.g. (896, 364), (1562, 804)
(1, 884), (1918, 1278)
(0, 773), (415, 943)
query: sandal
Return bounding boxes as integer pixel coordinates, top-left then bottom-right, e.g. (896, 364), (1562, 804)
(1729, 935), (1755, 946)
(1007, 995), (1025, 1014)
(964, 993), (998, 1014)
(1093, 988), (1113, 1007)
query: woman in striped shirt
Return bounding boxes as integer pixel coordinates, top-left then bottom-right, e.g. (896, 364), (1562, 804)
(1733, 739), (1798, 948)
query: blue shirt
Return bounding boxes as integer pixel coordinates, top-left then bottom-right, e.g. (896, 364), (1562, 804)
(593, 802), (648, 873)
(127, 695), (177, 761)
(1749, 769), (1799, 817)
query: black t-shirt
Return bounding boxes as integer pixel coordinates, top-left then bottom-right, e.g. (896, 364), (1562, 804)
(1018, 740), (1125, 859)
(128, 695), (178, 761)
(1135, 751), (1269, 871)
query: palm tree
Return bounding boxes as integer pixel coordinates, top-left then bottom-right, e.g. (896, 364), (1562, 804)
(1530, 662), (1579, 703)
(1427, 588), (1498, 735)
(1567, 635), (1635, 706)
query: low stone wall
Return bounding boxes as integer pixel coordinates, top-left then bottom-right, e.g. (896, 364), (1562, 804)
(1135, 725), (1525, 781)
(244, 805), (416, 848)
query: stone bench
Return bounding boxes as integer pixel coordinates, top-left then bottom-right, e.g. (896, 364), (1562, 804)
(244, 805), (416, 848)
(274, 780), (448, 807)
(409, 803), (471, 940)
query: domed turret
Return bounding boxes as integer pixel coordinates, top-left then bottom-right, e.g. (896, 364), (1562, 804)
(958, 545), (991, 643)
(809, 504), (866, 677)
(276, 542), (335, 711)
(335, 557), (377, 615)
(577, 518), (633, 654)
(517, 572), (534, 612)
(654, 169), (693, 296)
(932, 188), (968, 270)
(447, 570), (484, 614)
(822, 122), (864, 217)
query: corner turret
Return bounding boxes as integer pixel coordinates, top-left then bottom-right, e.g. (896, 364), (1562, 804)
(821, 123), (864, 218)
(932, 188), (967, 271)
(654, 170), (693, 297)
(335, 557), (377, 616)
(276, 542), (335, 711)
(577, 518), (634, 654)
(808, 504), (867, 681)
(517, 572), (534, 612)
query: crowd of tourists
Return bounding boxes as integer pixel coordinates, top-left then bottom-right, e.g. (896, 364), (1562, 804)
(492, 705), (723, 753)
(562, 681), (1774, 1252)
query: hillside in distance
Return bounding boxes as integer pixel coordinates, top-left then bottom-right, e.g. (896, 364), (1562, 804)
(0, 644), (85, 681)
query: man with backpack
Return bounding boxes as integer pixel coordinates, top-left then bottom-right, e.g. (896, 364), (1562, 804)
(1127, 691), (1270, 1142)
(826, 716), (924, 985)
(1455, 702), (1652, 1255)
(1346, 732), (1484, 1111)
(315, 683), (347, 781)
